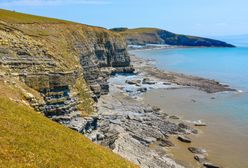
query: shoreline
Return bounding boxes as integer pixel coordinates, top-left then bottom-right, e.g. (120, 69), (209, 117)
(143, 87), (248, 168)
(84, 52), (235, 167)
(130, 53), (236, 94)
(128, 45), (236, 52)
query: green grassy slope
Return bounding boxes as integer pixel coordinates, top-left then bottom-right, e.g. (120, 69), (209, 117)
(0, 8), (72, 24)
(0, 9), (136, 168)
(0, 96), (137, 168)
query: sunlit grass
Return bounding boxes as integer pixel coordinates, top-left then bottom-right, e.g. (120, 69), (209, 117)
(0, 96), (137, 168)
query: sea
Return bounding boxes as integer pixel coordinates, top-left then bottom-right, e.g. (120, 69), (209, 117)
(130, 40), (248, 168)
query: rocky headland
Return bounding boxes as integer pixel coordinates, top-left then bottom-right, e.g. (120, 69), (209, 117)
(0, 9), (234, 168)
(111, 27), (235, 48)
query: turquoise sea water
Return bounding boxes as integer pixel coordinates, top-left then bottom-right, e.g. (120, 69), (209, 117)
(131, 47), (248, 167)
(132, 47), (248, 121)
(132, 47), (248, 91)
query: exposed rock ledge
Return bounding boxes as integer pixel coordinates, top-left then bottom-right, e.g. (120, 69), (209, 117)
(130, 54), (236, 93)
(84, 78), (192, 168)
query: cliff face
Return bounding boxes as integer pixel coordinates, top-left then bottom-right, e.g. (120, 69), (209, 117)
(0, 9), (133, 123)
(111, 28), (235, 47)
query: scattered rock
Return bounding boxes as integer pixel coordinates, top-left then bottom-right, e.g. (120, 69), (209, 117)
(144, 137), (157, 144)
(191, 129), (198, 134)
(178, 122), (198, 134)
(178, 123), (190, 129)
(110, 119), (121, 125)
(163, 82), (171, 85)
(194, 154), (208, 163)
(194, 120), (207, 126)
(137, 87), (147, 93)
(142, 78), (156, 85)
(158, 138), (174, 147)
(177, 135), (191, 143)
(16, 49), (31, 56)
(169, 115), (180, 120)
(203, 162), (220, 168)
(96, 133), (105, 141)
(143, 107), (154, 113)
(195, 123), (207, 127)
(191, 99), (197, 103)
(125, 79), (141, 85)
(152, 106), (161, 112)
(188, 147), (207, 154)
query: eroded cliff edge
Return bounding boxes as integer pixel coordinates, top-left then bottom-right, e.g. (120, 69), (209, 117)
(0, 9), (134, 129)
(0, 10), (230, 168)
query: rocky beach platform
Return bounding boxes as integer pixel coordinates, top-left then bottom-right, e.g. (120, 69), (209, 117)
(80, 53), (226, 167)
(130, 54), (236, 93)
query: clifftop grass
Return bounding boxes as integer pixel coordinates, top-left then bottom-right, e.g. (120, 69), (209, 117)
(0, 9), (126, 116)
(0, 94), (137, 167)
(0, 9), (72, 24)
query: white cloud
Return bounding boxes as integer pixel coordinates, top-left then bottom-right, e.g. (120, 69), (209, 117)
(0, 0), (110, 7)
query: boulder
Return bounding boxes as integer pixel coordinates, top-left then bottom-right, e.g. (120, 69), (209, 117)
(194, 154), (208, 163)
(125, 79), (141, 85)
(90, 84), (101, 95)
(194, 120), (207, 126)
(142, 78), (156, 85)
(169, 115), (180, 120)
(158, 139), (174, 147)
(178, 123), (190, 129)
(137, 87), (147, 93)
(16, 49), (31, 56)
(195, 123), (207, 126)
(143, 107), (154, 113)
(177, 135), (191, 143)
(96, 133), (105, 141)
(110, 119), (121, 125)
(163, 82), (171, 85)
(144, 137), (157, 144)
(203, 162), (220, 168)
(188, 147), (207, 154)
(152, 106), (161, 112)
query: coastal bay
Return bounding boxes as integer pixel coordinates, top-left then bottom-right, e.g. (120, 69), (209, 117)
(0, 3), (247, 167)
(131, 47), (248, 167)
(85, 49), (239, 167)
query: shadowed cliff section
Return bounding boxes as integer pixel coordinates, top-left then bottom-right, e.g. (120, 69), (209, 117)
(110, 27), (235, 47)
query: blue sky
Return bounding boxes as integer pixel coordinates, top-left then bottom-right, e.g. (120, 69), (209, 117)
(0, 0), (247, 37)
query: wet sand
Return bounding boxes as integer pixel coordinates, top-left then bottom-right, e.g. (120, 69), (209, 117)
(143, 88), (248, 168)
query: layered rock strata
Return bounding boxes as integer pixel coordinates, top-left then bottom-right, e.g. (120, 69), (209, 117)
(0, 16), (134, 134)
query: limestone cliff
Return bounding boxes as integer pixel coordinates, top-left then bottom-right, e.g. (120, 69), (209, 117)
(111, 27), (235, 47)
(0, 9), (133, 125)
